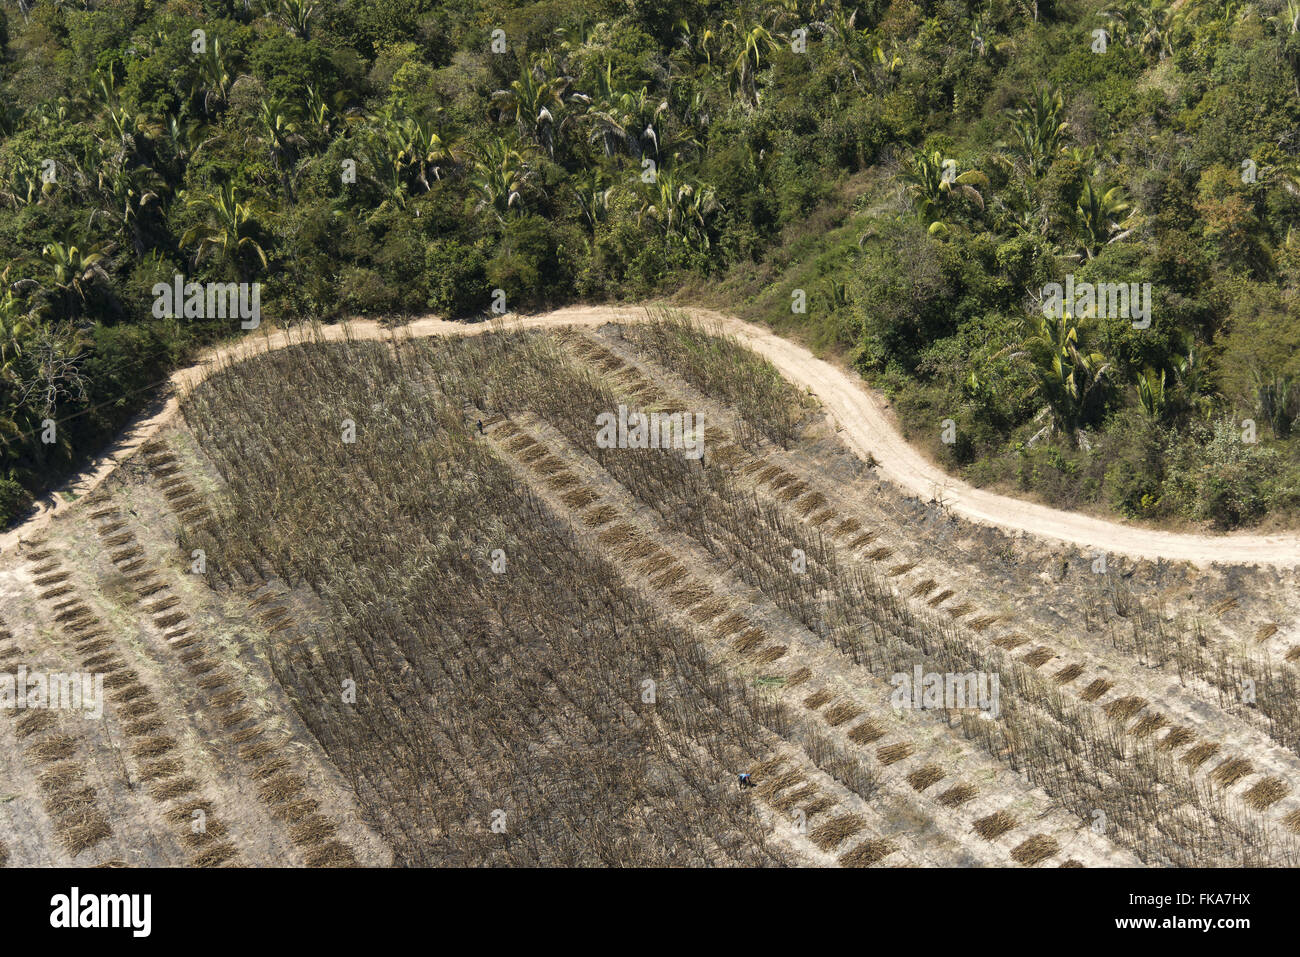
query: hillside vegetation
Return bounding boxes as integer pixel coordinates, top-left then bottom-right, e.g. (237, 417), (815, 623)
(1, 0), (1299, 529)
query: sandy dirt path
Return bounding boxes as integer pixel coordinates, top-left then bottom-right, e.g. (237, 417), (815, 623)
(3, 303), (1298, 568)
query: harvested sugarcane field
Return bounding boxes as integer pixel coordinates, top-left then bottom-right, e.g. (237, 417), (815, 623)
(3, 304), (1300, 881)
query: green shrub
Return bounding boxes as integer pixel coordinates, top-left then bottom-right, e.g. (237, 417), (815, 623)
(424, 239), (488, 316)
(485, 215), (578, 308)
(0, 476), (31, 525)
(338, 267), (404, 315)
(1102, 410), (1165, 519)
(1164, 420), (1279, 528)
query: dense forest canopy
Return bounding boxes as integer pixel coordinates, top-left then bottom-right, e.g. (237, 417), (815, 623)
(0, 0), (1298, 528)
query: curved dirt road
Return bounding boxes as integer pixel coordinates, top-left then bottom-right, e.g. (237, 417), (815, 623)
(3, 304), (1298, 568)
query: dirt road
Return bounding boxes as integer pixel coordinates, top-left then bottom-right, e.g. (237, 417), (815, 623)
(3, 304), (1298, 567)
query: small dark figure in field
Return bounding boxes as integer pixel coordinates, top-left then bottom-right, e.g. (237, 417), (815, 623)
(738, 773), (754, 789)
(477, 420), (484, 435)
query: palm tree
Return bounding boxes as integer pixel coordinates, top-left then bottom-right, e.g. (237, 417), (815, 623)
(302, 84), (344, 140)
(1073, 180), (1134, 258)
(0, 289), (36, 452)
(869, 38), (904, 89)
(1062, 144), (1104, 177)
(763, 0), (810, 33)
(0, 158), (55, 209)
(817, 7), (875, 88)
(90, 159), (164, 257)
(399, 118), (451, 193)
(180, 184), (270, 279)
(165, 113), (210, 166)
(1013, 311), (1112, 447)
(637, 169), (718, 249)
(35, 97), (74, 130)
(723, 20), (781, 105)
(195, 37), (234, 118)
(571, 168), (614, 229)
(1252, 369), (1298, 438)
(970, 12), (1015, 59)
(1136, 366), (1167, 418)
(1168, 338), (1218, 420)
(468, 139), (536, 223)
(252, 96), (306, 200)
(86, 64), (122, 108)
(491, 61), (584, 158)
(1134, 2), (1177, 60)
(0, 287), (34, 378)
(374, 111), (451, 194)
(361, 139), (410, 217)
(902, 150), (988, 236)
(90, 67), (164, 165)
(585, 69), (669, 161)
(1002, 85), (1068, 178)
(268, 0), (317, 39)
(674, 18), (722, 69)
(103, 106), (165, 165)
(40, 241), (112, 320)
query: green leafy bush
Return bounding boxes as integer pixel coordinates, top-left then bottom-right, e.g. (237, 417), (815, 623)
(425, 239), (489, 316)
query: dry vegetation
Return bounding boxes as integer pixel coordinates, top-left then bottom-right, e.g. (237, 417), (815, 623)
(159, 315), (1300, 866)
(4, 309), (1297, 869)
(177, 333), (804, 865)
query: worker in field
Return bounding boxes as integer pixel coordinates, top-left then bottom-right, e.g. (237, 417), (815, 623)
(738, 773), (754, 789)
(477, 419), (484, 435)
